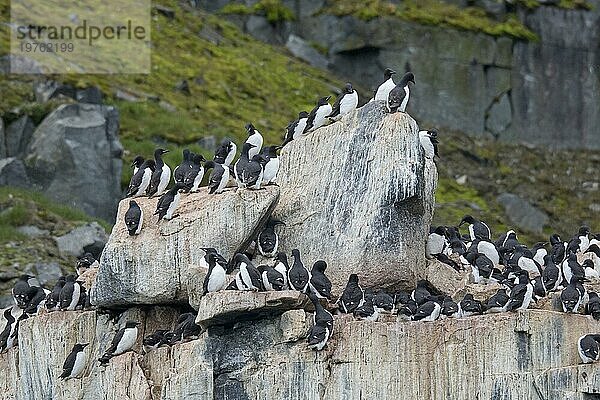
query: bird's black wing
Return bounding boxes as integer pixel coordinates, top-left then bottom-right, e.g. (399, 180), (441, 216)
(146, 169), (162, 196)
(213, 144), (228, 164)
(60, 350), (77, 378)
(412, 302), (435, 321)
(304, 106), (319, 132)
(327, 93), (344, 118)
(247, 265), (264, 290)
(173, 164), (187, 184)
(126, 170), (144, 197)
(387, 85), (405, 112)
(208, 166), (224, 194)
(105, 328), (126, 355)
(155, 191), (174, 216)
(258, 230), (276, 254)
(311, 273), (332, 299)
(506, 284), (527, 310)
(242, 161), (263, 186)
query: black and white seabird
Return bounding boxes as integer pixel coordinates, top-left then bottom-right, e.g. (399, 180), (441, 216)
(485, 289), (509, 313)
(531, 242), (548, 267)
(572, 226), (591, 254)
(304, 96), (332, 133)
(146, 148), (171, 197)
(542, 254), (562, 291)
(458, 294), (483, 317)
(131, 155), (145, 175)
(76, 253), (98, 276)
(419, 130), (439, 160)
(550, 234), (567, 265)
(99, 321), (140, 364)
(307, 292), (334, 351)
(126, 159), (155, 198)
(585, 292), (600, 320)
(373, 68), (396, 101)
(0, 308), (19, 352)
(440, 296), (460, 319)
(273, 252), (289, 290)
(287, 249), (311, 292)
(233, 253), (263, 291)
(257, 219), (285, 257)
(583, 259), (600, 279)
(426, 226), (449, 259)
(411, 280), (432, 306)
(585, 244), (600, 269)
(562, 252), (585, 285)
(258, 264), (285, 291)
(412, 296), (442, 322)
(373, 291), (395, 314)
(561, 276), (586, 313)
(125, 200), (143, 236)
(204, 160), (229, 194)
(235, 143), (267, 189)
(173, 149), (194, 185)
(309, 260), (332, 300)
(202, 252), (228, 295)
(170, 313), (201, 343)
(60, 343), (89, 380)
(259, 145), (282, 185)
(59, 275), (82, 311)
(12, 274), (37, 309)
(460, 215), (492, 241)
(578, 334), (600, 363)
(283, 111), (309, 145)
(25, 286), (48, 314)
(183, 153), (206, 193)
(338, 274), (364, 314)
(387, 72), (415, 113)
(45, 276), (66, 311)
(465, 252), (494, 284)
(213, 139), (237, 167)
(155, 183), (185, 221)
(327, 82), (358, 121)
(354, 290), (379, 321)
(506, 271), (534, 311)
(143, 330), (168, 353)
(245, 123), (263, 159)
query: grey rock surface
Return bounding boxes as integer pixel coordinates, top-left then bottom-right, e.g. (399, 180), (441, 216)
(5, 116), (34, 158)
(54, 222), (108, 258)
(497, 192), (549, 234)
(24, 103), (123, 221)
(0, 158), (31, 188)
(285, 34), (329, 69)
(92, 186), (280, 307)
(273, 101), (437, 293)
(3, 306), (600, 399)
(0, 118), (5, 158)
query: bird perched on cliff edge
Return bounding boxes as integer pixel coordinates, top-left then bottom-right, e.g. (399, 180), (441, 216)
(126, 159), (155, 198)
(213, 139), (237, 167)
(419, 129), (439, 160)
(60, 343), (89, 380)
(327, 82), (358, 121)
(387, 72), (415, 113)
(146, 148), (171, 197)
(99, 321), (139, 365)
(283, 111), (309, 146)
(125, 200), (143, 236)
(373, 68), (396, 102)
(304, 96), (332, 133)
(578, 334), (600, 364)
(155, 183), (185, 222)
(338, 274), (364, 314)
(245, 123), (263, 159)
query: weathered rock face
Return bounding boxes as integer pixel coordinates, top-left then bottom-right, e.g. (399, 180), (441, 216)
(92, 187), (280, 307)
(3, 307), (600, 400)
(199, 1), (600, 149)
(273, 101), (437, 293)
(24, 103), (123, 221)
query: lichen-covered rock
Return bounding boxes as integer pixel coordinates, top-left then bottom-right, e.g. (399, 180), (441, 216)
(194, 290), (309, 329)
(274, 102), (437, 293)
(92, 187), (280, 307)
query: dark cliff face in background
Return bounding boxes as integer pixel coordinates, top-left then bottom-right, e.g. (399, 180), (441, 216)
(199, 0), (600, 149)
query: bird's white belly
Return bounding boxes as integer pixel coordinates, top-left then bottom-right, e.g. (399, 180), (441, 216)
(70, 351), (87, 378)
(339, 92), (358, 116)
(165, 193), (180, 220)
(158, 165), (171, 194)
(115, 328), (137, 355)
(207, 266), (226, 292)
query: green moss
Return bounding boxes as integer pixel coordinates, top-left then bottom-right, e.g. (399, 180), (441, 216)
(516, 0), (592, 9)
(220, 0), (294, 23)
(323, 0), (538, 40)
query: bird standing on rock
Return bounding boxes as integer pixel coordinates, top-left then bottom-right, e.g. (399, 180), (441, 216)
(213, 139), (237, 167)
(202, 252), (228, 295)
(309, 260), (332, 300)
(245, 123), (263, 159)
(125, 200), (143, 236)
(373, 68), (396, 102)
(155, 183), (185, 221)
(259, 145), (282, 185)
(387, 72), (415, 113)
(204, 160), (229, 194)
(235, 143), (267, 189)
(126, 159), (155, 198)
(173, 149), (194, 185)
(578, 334), (600, 363)
(307, 292), (333, 351)
(419, 130), (439, 160)
(183, 153), (206, 193)
(99, 321), (139, 365)
(233, 253), (263, 291)
(338, 274), (364, 314)
(257, 219), (285, 257)
(283, 111), (309, 145)
(304, 96), (332, 133)
(60, 343), (89, 380)
(146, 148), (171, 197)
(327, 82), (358, 121)
(288, 249), (311, 292)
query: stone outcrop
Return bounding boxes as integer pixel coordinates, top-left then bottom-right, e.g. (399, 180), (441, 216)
(274, 101), (437, 293)
(198, 0), (600, 149)
(92, 186), (280, 307)
(24, 103), (123, 221)
(2, 306), (600, 400)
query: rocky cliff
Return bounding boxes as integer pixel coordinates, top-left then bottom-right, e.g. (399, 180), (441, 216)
(199, 0), (600, 149)
(1, 102), (598, 400)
